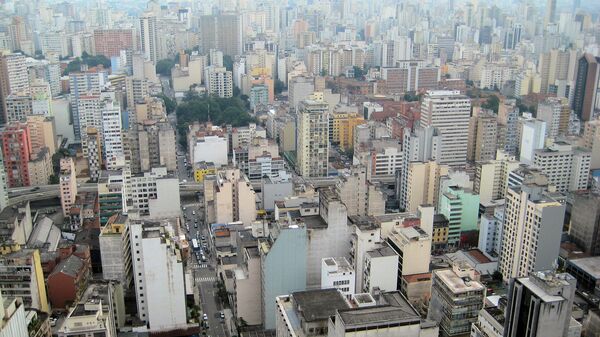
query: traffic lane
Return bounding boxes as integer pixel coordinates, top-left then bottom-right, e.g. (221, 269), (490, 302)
(199, 267), (225, 337)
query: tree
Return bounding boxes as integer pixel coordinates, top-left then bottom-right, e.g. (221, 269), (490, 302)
(481, 94), (500, 114)
(403, 91), (421, 102)
(274, 79), (285, 95)
(155, 94), (176, 114)
(320, 69), (328, 76)
(353, 66), (365, 80)
(156, 59), (175, 76)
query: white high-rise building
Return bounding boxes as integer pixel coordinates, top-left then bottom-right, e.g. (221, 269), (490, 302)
(499, 183), (566, 282)
(205, 66), (233, 98)
(69, 72), (101, 141)
(519, 119), (546, 165)
(130, 220), (187, 332)
(420, 90), (471, 168)
(296, 98), (329, 177)
(139, 13), (158, 64)
(532, 141), (591, 193)
(101, 98), (124, 170)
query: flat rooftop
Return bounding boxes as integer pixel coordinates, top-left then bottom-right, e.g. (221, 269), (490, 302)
(435, 268), (485, 294)
(292, 289), (349, 322)
(338, 292), (420, 327)
(568, 256), (600, 279)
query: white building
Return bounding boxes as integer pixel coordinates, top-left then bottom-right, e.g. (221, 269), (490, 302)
(129, 167), (180, 218)
(101, 98), (124, 170)
(420, 90), (471, 168)
(532, 141), (591, 193)
(0, 292), (28, 337)
(519, 119), (546, 165)
(321, 257), (355, 297)
(130, 220), (187, 332)
(139, 13), (158, 64)
(363, 246), (398, 293)
(205, 66), (233, 98)
(191, 135), (228, 167)
(478, 206), (505, 256)
(499, 183), (566, 282)
(296, 99), (329, 177)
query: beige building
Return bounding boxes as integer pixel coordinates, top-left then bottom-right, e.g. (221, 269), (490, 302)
(403, 161), (448, 213)
(296, 98), (329, 177)
(473, 154), (521, 204)
(137, 120), (177, 172)
(203, 168), (257, 225)
(335, 166), (385, 217)
(582, 119), (600, 170)
(232, 246), (261, 325)
(59, 157), (78, 217)
(26, 115), (57, 155)
(27, 147), (52, 186)
(467, 109), (498, 162)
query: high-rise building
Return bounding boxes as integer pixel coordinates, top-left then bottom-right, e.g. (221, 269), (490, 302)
(0, 249), (49, 312)
(473, 155), (521, 204)
(203, 168), (256, 225)
(26, 115), (57, 155)
(59, 157), (78, 217)
(101, 99), (124, 170)
(0, 52), (29, 125)
(537, 97), (570, 139)
(467, 109), (497, 162)
(93, 29), (135, 58)
(139, 13), (158, 64)
(199, 13), (242, 56)
(0, 291), (28, 337)
(0, 152), (8, 212)
(136, 120), (177, 173)
(0, 122), (31, 187)
(69, 72), (101, 141)
(130, 220), (187, 332)
(205, 66), (233, 98)
(532, 141), (591, 193)
(335, 166), (385, 217)
(427, 263), (485, 337)
(296, 98), (329, 177)
(99, 214), (133, 290)
(438, 186), (480, 247)
(582, 119), (600, 170)
(572, 54), (600, 122)
(519, 119), (546, 165)
(569, 192), (600, 255)
(84, 127), (102, 181)
(499, 183), (565, 282)
(544, 0), (557, 28)
(504, 271), (576, 337)
(420, 90), (471, 168)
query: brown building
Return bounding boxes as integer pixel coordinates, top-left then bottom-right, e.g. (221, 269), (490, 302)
(572, 53), (600, 122)
(47, 254), (90, 309)
(93, 29), (135, 57)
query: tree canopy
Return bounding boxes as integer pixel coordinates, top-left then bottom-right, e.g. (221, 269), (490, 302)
(176, 94), (257, 149)
(481, 95), (500, 113)
(154, 94), (177, 114)
(63, 53), (111, 74)
(156, 59), (176, 76)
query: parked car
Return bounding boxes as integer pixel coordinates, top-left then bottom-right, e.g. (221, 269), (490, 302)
(203, 314), (208, 321)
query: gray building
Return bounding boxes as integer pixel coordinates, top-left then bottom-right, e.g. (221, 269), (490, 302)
(569, 192), (600, 255)
(504, 271), (576, 337)
(261, 174), (293, 211)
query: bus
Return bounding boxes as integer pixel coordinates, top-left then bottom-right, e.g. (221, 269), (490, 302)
(191, 239), (199, 251)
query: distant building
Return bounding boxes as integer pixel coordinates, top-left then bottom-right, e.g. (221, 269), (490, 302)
(0, 122), (31, 187)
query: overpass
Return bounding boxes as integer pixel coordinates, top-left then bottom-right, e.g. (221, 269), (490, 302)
(7, 182), (203, 206)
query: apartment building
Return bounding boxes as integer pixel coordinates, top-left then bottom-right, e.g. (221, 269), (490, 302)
(99, 214), (132, 289)
(0, 249), (49, 312)
(467, 109), (497, 162)
(321, 257), (355, 297)
(296, 99), (329, 177)
(203, 168), (256, 226)
(532, 141), (591, 193)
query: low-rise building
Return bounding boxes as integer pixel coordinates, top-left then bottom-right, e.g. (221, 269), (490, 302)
(46, 255), (90, 309)
(321, 257), (355, 297)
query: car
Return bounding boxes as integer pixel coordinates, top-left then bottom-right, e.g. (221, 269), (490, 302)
(203, 314), (208, 321)
(201, 236), (206, 241)
(182, 179), (187, 183)
(32, 187), (40, 191)
(194, 224), (198, 228)
(49, 317), (58, 327)
(192, 210), (196, 215)
(183, 207), (187, 211)
(220, 312), (225, 319)
(201, 255), (207, 262)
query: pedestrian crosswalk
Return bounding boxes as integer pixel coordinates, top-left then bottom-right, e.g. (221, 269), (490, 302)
(195, 276), (216, 283)
(198, 263), (208, 268)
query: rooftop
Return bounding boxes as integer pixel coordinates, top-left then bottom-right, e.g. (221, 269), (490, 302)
(367, 246), (397, 258)
(568, 256), (600, 279)
(292, 289), (349, 322)
(348, 215), (379, 230)
(435, 268), (485, 294)
(338, 292), (420, 327)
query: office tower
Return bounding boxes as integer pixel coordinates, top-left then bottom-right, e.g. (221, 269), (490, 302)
(427, 263), (485, 337)
(499, 183), (565, 282)
(544, 0), (557, 28)
(533, 142), (591, 193)
(59, 157), (77, 217)
(199, 13), (242, 56)
(572, 54), (600, 122)
(420, 90), (471, 168)
(130, 220), (187, 332)
(473, 155), (520, 204)
(569, 192), (600, 255)
(0, 52), (29, 125)
(101, 98), (124, 170)
(504, 271), (576, 337)
(0, 122), (31, 187)
(93, 29), (135, 58)
(438, 186), (480, 247)
(205, 66), (233, 98)
(139, 13), (158, 64)
(467, 109), (497, 162)
(69, 72), (101, 141)
(537, 97), (570, 139)
(519, 119), (546, 165)
(296, 98), (329, 177)
(503, 24), (522, 50)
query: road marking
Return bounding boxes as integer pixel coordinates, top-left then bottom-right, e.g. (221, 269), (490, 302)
(196, 276), (216, 283)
